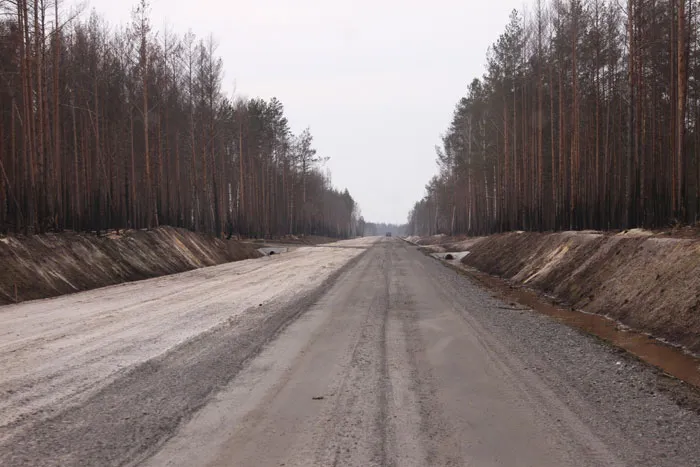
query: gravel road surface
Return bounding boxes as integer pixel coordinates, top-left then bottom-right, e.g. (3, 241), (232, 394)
(2, 237), (700, 466)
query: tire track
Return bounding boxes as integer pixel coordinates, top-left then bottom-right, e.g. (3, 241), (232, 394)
(390, 242), (464, 466)
(311, 242), (394, 467)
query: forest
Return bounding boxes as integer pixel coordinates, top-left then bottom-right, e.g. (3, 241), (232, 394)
(362, 222), (405, 237)
(0, 0), (360, 238)
(408, 0), (700, 236)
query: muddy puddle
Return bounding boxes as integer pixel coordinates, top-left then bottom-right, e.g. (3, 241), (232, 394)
(450, 262), (700, 389)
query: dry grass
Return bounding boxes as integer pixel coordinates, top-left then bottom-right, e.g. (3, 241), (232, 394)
(0, 227), (262, 305)
(463, 231), (700, 354)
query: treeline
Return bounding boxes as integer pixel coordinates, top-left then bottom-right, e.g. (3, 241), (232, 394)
(362, 222), (405, 236)
(408, 0), (700, 236)
(0, 1), (359, 238)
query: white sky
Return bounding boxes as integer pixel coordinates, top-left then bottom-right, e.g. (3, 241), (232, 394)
(76, 0), (523, 224)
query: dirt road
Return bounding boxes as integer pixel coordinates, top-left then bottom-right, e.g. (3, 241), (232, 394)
(2, 238), (700, 466)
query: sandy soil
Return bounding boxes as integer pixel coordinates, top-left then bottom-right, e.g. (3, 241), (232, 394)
(462, 230), (700, 353)
(0, 227), (262, 305)
(3, 236), (700, 466)
(404, 235), (484, 253)
(0, 236), (377, 450)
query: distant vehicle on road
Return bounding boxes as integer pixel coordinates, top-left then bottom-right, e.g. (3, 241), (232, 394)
(385, 232), (392, 237)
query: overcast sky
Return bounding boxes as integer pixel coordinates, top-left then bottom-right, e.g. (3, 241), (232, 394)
(78, 0), (522, 224)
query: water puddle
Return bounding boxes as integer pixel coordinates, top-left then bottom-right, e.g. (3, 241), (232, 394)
(455, 264), (700, 389)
